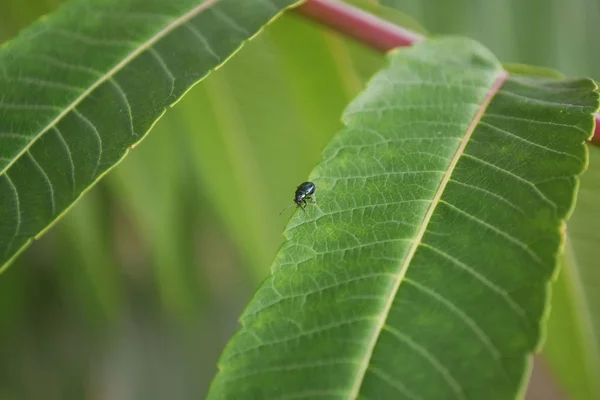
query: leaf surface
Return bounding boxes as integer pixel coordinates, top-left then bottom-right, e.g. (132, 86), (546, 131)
(0, 0), (298, 271)
(208, 37), (599, 399)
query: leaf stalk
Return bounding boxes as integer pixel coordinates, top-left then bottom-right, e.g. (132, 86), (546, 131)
(295, 0), (600, 146)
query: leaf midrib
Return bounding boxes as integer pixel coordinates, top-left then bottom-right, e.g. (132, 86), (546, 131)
(347, 69), (509, 399)
(0, 0), (220, 176)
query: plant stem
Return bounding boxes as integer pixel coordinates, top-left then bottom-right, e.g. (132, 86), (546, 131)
(296, 0), (424, 51)
(295, 0), (600, 146)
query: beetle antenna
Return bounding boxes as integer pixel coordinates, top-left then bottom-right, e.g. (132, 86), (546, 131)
(278, 203), (295, 215)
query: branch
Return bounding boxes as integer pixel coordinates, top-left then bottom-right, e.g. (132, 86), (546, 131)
(296, 0), (424, 51)
(295, 0), (600, 147)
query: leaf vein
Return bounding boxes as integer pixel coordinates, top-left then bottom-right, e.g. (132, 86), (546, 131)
(220, 359), (361, 385)
(72, 108), (103, 179)
(404, 277), (502, 361)
(209, 6), (249, 35)
(448, 179), (526, 216)
(245, 272), (396, 318)
(440, 200), (545, 268)
(497, 88), (593, 110)
(47, 27), (137, 48)
(479, 121), (584, 162)
(0, 76), (85, 92)
(20, 54), (103, 77)
(27, 151), (56, 216)
(147, 47), (176, 97)
(483, 113), (589, 136)
(225, 317), (378, 363)
(0, 102), (60, 112)
(2, 173), (21, 259)
(183, 22), (220, 62)
(52, 127), (76, 196)
(419, 242), (530, 328)
(367, 365), (423, 400)
(108, 78), (136, 137)
(382, 325), (466, 400)
(461, 153), (557, 210)
(0, 133), (30, 141)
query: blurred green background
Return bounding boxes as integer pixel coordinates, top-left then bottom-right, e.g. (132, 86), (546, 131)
(0, 0), (598, 399)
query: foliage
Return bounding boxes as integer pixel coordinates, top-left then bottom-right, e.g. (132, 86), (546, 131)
(0, 0), (298, 270)
(0, 0), (599, 399)
(208, 37), (598, 399)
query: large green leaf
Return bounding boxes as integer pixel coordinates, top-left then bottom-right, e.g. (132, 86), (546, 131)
(0, 0), (299, 272)
(208, 37), (598, 399)
(378, 1), (600, 397)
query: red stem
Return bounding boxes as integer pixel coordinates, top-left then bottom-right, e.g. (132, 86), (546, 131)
(296, 0), (424, 51)
(295, 0), (600, 146)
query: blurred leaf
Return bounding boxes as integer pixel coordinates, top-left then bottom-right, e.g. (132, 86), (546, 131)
(0, 0), (63, 42)
(346, 0), (429, 35)
(57, 188), (121, 322)
(208, 38), (598, 399)
(106, 113), (201, 319)
(543, 146), (600, 400)
(0, 0), (299, 272)
(503, 63), (564, 79)
(378, 0), (600, 81)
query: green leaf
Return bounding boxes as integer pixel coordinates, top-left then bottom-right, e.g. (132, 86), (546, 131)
(543, 146), (600, 400)
(208, 37), (599, 399)
(0, 0), (299, 272)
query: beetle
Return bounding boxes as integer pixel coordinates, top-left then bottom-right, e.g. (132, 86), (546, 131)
(279, 181), (316, 215)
